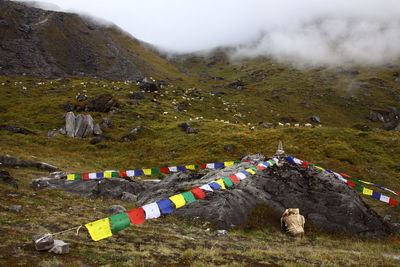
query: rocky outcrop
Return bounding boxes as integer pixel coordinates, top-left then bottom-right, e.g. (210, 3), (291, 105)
(64, 112), (94, 138)
(0, 155), (58, 172)
(0, 125), (36, 135)
(0, 170), (18, 188)
(32, 155), (391, 237)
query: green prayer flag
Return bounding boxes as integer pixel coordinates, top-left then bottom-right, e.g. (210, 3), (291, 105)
(181, 191), (196, 204)
(109, 212), (131, 232)
(222, 177), (234, 187)
(112, 172), (119, 178)
(350, 177), (361, 183)
(250, 167), (258, 172)
(75, 174), (82, 180)
(355, 185), (363, 192)
(234, 161), (241, 164)
(151, 168), (161, 175)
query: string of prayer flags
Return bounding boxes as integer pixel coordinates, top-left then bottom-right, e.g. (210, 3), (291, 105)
(85, 158), (277, 241)
(85, 218), (112, 241)
(286, 156), (400, 208)
(67, 159), (254, 181)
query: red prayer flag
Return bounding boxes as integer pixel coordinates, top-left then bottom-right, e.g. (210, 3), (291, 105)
(190, 187), (206, 199)
(301, 162), (308, 167)
(119, 171), (127, 177)
(389, 198), (399, 207)
(347, 180), (356, 187)
(229, 175), (240, 183)
(255, 165), (265, 171)
(83, 173), (89, 180)
(340, 173), (351, 178)
(201, 164), (207, 169)
(160, 168), (170, 174)
(126, 207), (145, 225)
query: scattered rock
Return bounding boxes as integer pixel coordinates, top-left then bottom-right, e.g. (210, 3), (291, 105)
(395, 78), (400, 83)
(310, 114), (321, 124)
(109, 205), (126, 215)
(100, 117), (112, 128)
(0, 155), (58, 172)
(129, 92), (146, 100)
(48, 240), (69, 254)
(90, 135), (108, 145)
(120, 133), (137, 142)
(178, 122), (197, 134)
(139, 78), (158, 92)
(10, 205), (22, 212)
(224, 144), (235, 153)
(60, 103), (75, 112)
(384, 215), (392, 222)
(0, 170), (18, 188)
(87, 94), (119, 113)
(59, 128), (66, 135)
(93, 124), (103, 136)
(0, 125), (36, 135)
(121, 192), (137, 202)
(49, 171), (67, 179)
(75, 93), (87, 102)
(216, 230), (228, 236)
(33, 234), (54, 251)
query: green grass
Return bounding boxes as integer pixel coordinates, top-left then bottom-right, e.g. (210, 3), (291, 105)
(0, 59), (399, 266)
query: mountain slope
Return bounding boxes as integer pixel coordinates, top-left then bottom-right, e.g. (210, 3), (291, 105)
(0, 0), (181, 80)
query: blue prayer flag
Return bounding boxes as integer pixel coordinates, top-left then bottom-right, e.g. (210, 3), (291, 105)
(209, 182), (222, 190)
(156, 199), (175, 214)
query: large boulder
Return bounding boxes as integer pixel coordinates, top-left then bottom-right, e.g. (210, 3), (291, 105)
(64, 112), (95, 138)
(87, 94), (119, 113)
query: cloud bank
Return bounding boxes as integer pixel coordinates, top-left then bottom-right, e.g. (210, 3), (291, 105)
(19, 0), (400, 66)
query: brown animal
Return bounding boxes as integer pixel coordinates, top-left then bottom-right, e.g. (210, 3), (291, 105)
(281, 208), (305, 237)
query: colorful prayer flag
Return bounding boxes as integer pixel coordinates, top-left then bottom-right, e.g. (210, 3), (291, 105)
(67, 174), (74, 181)
(190, 187), (206, 199)
(85, 218), (112, 241)
(209, 182), (222, 190)
(109, 212), (131, 232)
(157, 199), (174, 214)
(181, 191), (196, 204)
(142, 202), (161, 219)
(143, 169), (152, 176)
(126, 207), (145, 225)
(169, 194), (186, 208)
(222, 177), (234, 187)
(215, 179), (226, 189)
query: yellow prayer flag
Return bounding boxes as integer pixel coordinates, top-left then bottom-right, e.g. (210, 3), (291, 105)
(315, 166), (325, 171)
(186, 165), (196, 170)
(224, 161), (234, 167)
(143, 169), (152, 175)
(67, 174), (75, 181)
(359, 179), (372, 185)
(363, 188), (373, 196)
(169, 194), (186, 208)
(104, 172), (112, 178)
(85, 218), (112, 241)
(246, 168), (256, 175)
(215, 179), (226, 189)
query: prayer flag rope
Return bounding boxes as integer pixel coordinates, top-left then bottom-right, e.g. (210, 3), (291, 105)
(285, 156), (399, 207)
(67, 159), (254, 181)
(85, 159), (277, 241)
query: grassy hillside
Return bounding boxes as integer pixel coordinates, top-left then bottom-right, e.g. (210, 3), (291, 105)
(1, 54), (400, 266)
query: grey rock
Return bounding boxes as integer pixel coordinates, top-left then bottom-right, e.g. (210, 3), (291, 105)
(0, 170), (18, 188)
(33, 233), (54, 251)
(90, 135), (108, 145)
(121, 192), (137, 202)
(48, 240), (69, 254)
(129, 92), (146, 100)
(224, 144), (235, 152)
(65, 112), (76, 137)
(139, 79), (158, 92)
(310, 114), (321, 124)
(109, 205), (126, 215)
(87, 94), (119, 113)
(384, 215), (392, 222)
(10, 205), (22, 212)
(49, 171), (67, 179)
(0, 155), (58, 172)
(74, 114), (94, 138)
(395, 78), (400, 83)
(100, 117), (112, 128)
(216, 230), (228, 236)
(178, 122), (197, 134)
(59, 128), (66, 135)
(121, 133), (136, 142)
(76, 93), (87, 102)
(32, 178), (146, 199)
(0, 125), (36, 135)
(93, 124), (103, 136)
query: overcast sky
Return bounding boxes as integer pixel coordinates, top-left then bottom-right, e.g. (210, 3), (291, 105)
(21, 0), (400, 66)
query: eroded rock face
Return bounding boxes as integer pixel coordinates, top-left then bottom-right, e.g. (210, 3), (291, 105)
(32, 156), (391, 237)
(64, 112), (95, 138)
